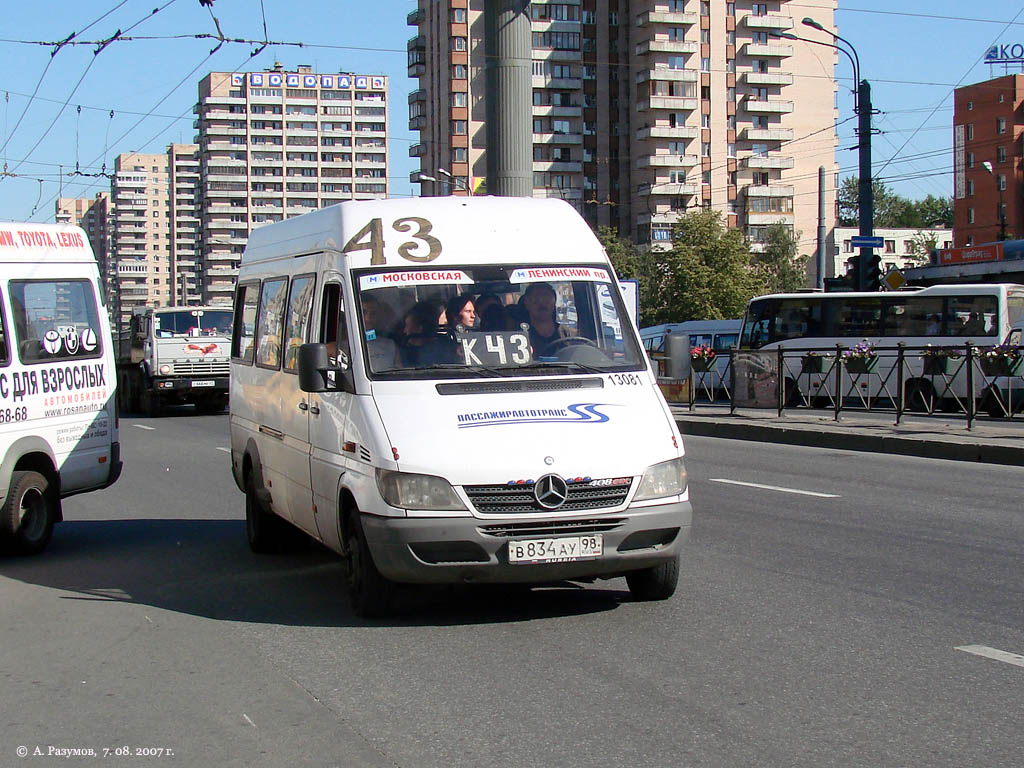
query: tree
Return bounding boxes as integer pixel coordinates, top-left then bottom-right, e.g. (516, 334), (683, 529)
(904, 230), (940, 265)
(838, 177), (953, 228)
(600, 211), (766, 326)
(752, 223), (809, 292)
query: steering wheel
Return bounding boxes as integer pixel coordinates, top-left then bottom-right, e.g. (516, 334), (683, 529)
(538, 336), (600, 357)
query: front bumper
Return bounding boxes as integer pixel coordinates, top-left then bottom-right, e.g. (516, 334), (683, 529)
(152, 376), (229, 393)
(361, 500), (691, 584)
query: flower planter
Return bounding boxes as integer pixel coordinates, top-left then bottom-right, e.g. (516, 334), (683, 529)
(979, 356), (1023, 377)
(844, 355), (878, 374)
(801, 356), (827, 374)
(922, 356), (956, 376)
(691, 357), (716, 373)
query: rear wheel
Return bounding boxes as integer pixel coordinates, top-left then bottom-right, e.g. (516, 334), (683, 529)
(783, 377), (801, 409)
(1, 470), (57, 556)
(625, 555), (679, 602)
(344, 512), (395, 618)
(905, 379), (936, 413)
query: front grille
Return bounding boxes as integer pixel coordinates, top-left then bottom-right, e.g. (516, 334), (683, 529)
(436, 377), (604, 395)
(464, 478), (632, 515)
(479, 518), (625, 538)
(170, 360), (230, 376)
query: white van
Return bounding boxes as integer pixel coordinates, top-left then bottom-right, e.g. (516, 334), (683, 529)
(229, 198), (690, 616)
(0, 223), (122, 555)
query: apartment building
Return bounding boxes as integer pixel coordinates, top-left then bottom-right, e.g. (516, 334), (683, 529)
(833, 226), (952, 278)
(55, 192), (109, 275)
(408, 0), (837, 277)
(953, 74), (1024, 247)
(168, 144), (201, 305)
(195, 65), (390, 304)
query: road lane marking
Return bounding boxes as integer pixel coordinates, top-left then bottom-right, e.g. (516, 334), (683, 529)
(242, 714), (256, 728)
(132, 424), (156, 431)
(956, 645), (1024, 668)
(709, 478), (840, 498)
(216, 447), (230, 453)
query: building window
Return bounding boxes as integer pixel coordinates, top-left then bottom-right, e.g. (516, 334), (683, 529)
(999, 174), (1007, 191)
(701, 58), (711, 72)
(998, 146), (1007, 162)
(701, 114), (710, 128)
(968, 208), (975, 224)
(451, 8), (466, 23)
(668, 55), (686, 70)
(453, 64), (467, 79)
(967, 101), (974, 110)
(967, 179), (974, 196)
(967, 152), (974, 168)
(727, 143), (736, 158)
(701, 142), (711, 157)
(700, 2), (710, 16)
(753, 4), (768, 15)
(452, 37), (467, 51)
(453, 92), (467, 107)
(997, 117), (1007, 134)
(451, 120), (467, 135)
(966, 124), (974, 140)
(884, 240), (896, 254)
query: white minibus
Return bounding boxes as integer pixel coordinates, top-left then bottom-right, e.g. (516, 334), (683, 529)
(229, 198), (691, 616)
(0, 223), (122, 555)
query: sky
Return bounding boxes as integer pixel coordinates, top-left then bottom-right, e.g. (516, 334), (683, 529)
(0, 0), (1022, 224)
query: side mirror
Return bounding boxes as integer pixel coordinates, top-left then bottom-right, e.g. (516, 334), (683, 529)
(298, 343), (354, 393)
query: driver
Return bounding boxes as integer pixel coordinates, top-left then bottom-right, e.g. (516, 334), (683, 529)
(522, 281), (574, 354)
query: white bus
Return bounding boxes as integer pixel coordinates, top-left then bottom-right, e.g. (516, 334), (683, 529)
(640, 320), (741, 394)
(738, 284), (1024, 410)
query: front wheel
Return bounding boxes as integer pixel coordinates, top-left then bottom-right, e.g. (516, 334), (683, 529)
(245, 473), (284, 553)
(625, 555), (679, 602)
(344, 513), (395, 618)
(1, 470), (57, 556)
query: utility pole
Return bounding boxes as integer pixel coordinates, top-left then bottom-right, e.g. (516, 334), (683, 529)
(816, 166), (826, 290)
(484, 0), (532, 196)
(857, 79), (880, 291)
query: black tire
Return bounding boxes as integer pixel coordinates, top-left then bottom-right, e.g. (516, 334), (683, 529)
(344, 513), (395, 618)
(245, 472), (283, 553)
(142, 391), (162, 418)
(905, 379), (936, 414)
(194, 397), (223, 415)
(982, 385), (1007, 418)
(783, 377), (801, 409)
(625, 555), (679, 602)
(1, 470), (57, 556)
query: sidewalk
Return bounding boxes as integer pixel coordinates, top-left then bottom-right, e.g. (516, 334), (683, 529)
(671, 404), (1024, 466)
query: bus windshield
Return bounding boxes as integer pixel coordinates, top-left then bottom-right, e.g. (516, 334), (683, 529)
(154, 309), (233, 337)
(353, 264), (643, 378)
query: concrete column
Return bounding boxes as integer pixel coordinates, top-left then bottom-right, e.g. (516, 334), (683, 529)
(484, 0), (532, 197)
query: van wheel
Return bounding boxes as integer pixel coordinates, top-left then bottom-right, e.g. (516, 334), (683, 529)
(245, 474), (283, 553)
(1, 470), (57, 556)
(625, 555), (679, 602)
(344, 514), (394, 618)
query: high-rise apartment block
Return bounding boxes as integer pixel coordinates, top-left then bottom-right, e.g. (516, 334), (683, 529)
(55, 192), (109, 273)
(408, 0), (837, 271)
(195, 66), (390, 304)
(953, 74), (1024, 247)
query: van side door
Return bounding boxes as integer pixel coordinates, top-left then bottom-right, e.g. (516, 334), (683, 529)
(309, 280), (353, 553)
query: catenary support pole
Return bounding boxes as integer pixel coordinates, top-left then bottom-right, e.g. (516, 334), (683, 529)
(817, 165), (826, 290)
(484, 0), (532, 196)
(857, 79), (873, 291)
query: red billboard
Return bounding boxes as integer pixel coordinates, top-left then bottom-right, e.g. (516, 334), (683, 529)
(935, 243), (1004, 265)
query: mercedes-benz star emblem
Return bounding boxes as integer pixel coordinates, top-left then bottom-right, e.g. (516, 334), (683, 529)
(534, 474), (569, 509)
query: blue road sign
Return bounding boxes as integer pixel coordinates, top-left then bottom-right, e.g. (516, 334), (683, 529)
(851, 235), (884, 249)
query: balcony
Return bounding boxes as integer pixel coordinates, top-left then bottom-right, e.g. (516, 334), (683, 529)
(531, 75), (584, 90)
(746, 211), (795, 226)
(741, 127), (794, 141)
(409, 143), (427, 157)
(532, 160), (583, 173)
(636, 68), (699, 84)
(407, 35), (426, 51)
(743, 14), (794, 30)
(408, 88), (426, 104)
(743, 43), (793, 58)
(638, 97), (698, 112)
(532, 103), (583, 117)
(744, 97), (794, 114)
(745, 184), (795, 197)
(635, 39), (698, 56)
(636, 125), (699, 140)
(408, 61), (425, 78)
(742, 71), (794, 86)
(638, 11), (698, 26)
(742, 155), (795, 170)
(636, 154), (700, 169)
(637, 182), (698, 197)
(409, 115), (428, 130)
(407, 7), (424, 25)
(533, 132), (582, 145)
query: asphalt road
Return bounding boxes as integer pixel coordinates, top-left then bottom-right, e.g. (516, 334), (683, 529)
(1, 412), (1023, 767)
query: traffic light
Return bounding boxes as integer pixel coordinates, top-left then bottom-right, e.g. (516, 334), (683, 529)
(864, 251), (882, 292)
(847, 257), (862, 292)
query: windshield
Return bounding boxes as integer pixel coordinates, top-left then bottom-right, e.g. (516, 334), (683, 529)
(154, 309), (233, 338)
(354, 265), (644, 378)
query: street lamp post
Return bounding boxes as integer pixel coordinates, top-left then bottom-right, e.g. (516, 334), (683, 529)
(799, 17), (878, 291)
(438, 167), (472, 196)
(982, 161), (1008, 241)
(416, 173), (439, 196)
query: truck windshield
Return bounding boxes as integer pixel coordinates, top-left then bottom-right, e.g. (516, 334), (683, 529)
(354, 264), (644, 378)
(154, 309), (233, 338)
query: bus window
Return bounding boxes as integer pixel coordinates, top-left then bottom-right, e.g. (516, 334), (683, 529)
(947, 295), (997, 337)
(715, 333), (738, 349)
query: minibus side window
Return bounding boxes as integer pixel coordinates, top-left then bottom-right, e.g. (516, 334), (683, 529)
(282, 275), (316, 373)
(319, 283), (351, 369)
(0, 294), (9, 366)
(254, 278), (288, 370)
(231, 282), (260, 364)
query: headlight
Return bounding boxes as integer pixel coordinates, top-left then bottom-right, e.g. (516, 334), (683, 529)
(159, 364), (172, 375)
(633, 457), (687, 501)
(375, 469), (467, 511)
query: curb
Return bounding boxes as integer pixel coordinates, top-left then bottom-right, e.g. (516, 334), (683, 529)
(674, 417), (1024, 467)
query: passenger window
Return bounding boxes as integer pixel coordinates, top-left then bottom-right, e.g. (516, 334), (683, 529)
(282, 275), (316, 373)
(254, 278), (288, 369)
(9, 279), (102, 363)
(0, 294), (9, 366)
(319, 283), (351, 368)
(231, 282), (260, 364)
